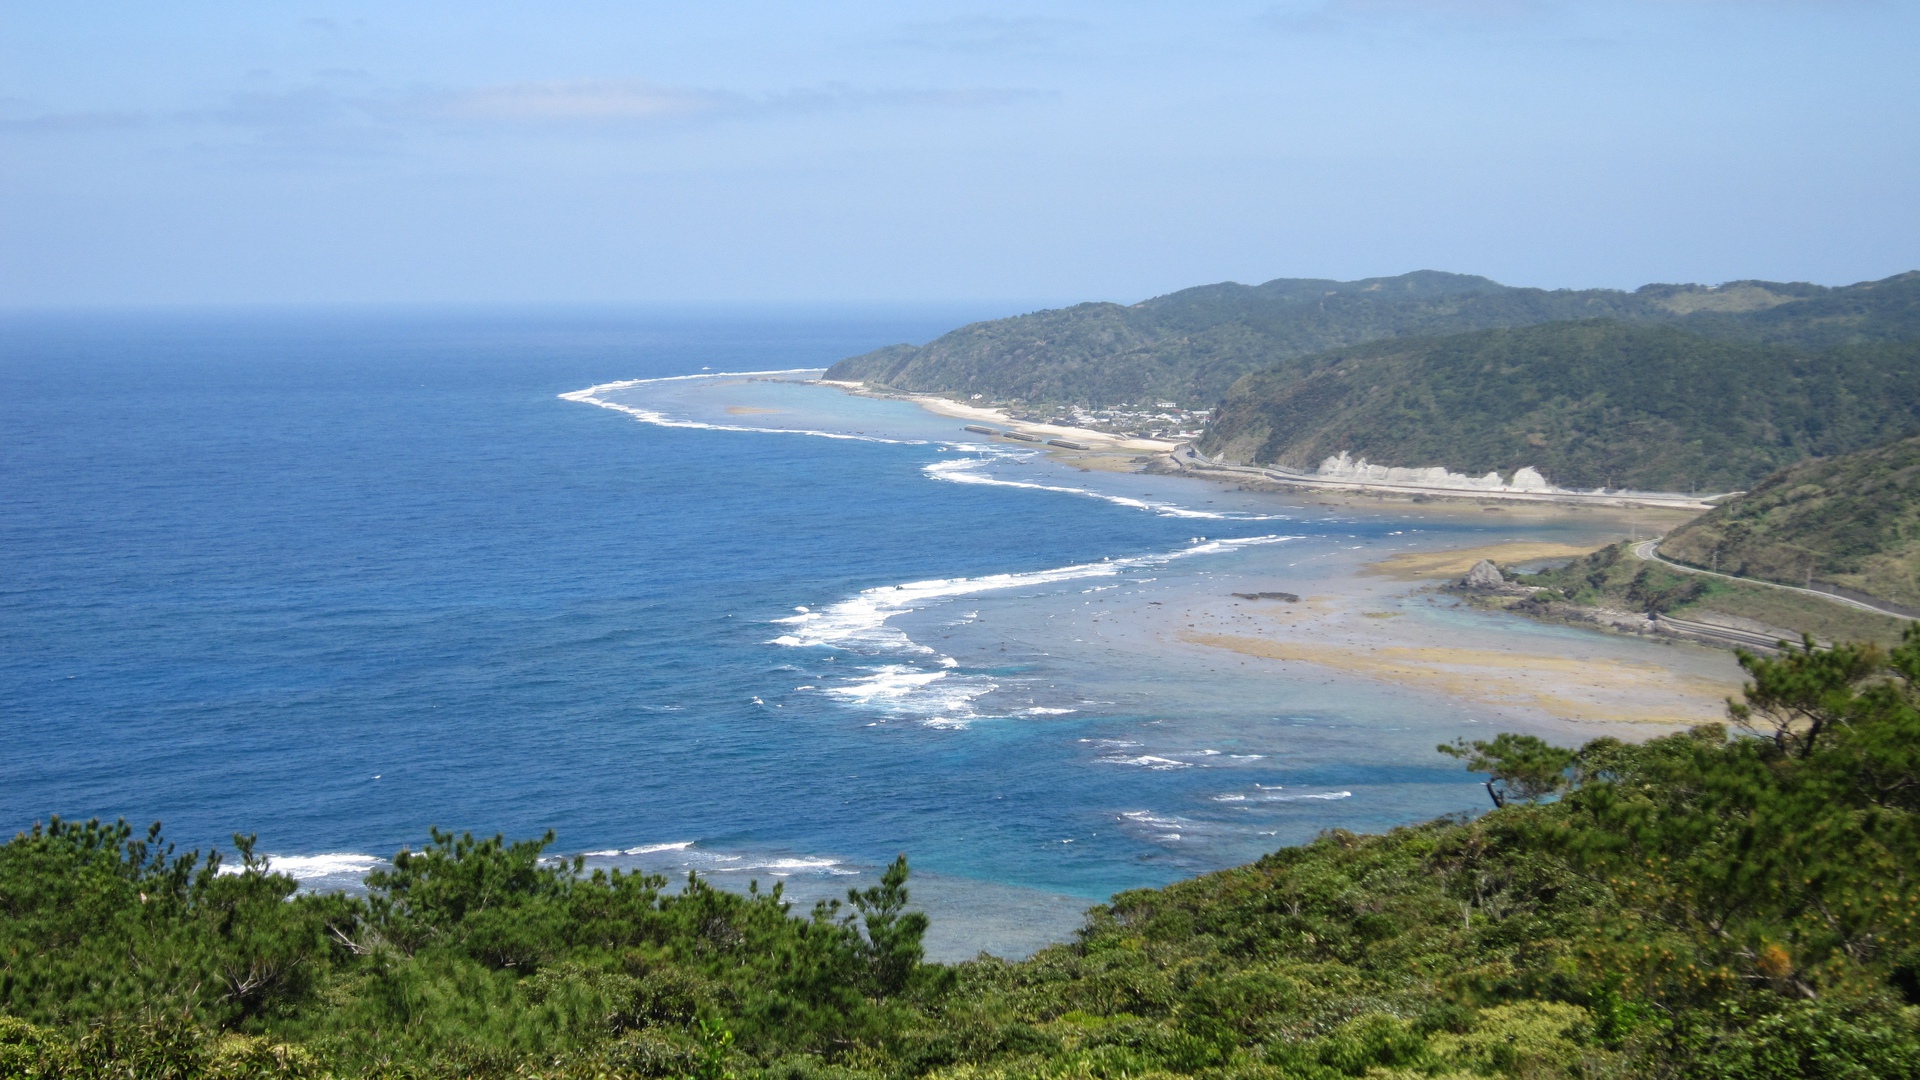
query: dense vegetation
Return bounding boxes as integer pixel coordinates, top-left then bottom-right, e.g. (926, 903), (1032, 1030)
(827, 271), (1917, 411)
(827, 271), (1690, 408)
(1200, 322), (1920, 491)
(7, 629), (1920, 1078)
(827, 269), (1920, 491)
(1660, 433), (1920, 608)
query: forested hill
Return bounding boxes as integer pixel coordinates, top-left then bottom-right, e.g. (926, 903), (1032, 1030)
(827, 271), (1655, 407)
(1197, 321), (1920, 492)
(1659, 432), (1920, 608)
(824, 270), (1920, 410)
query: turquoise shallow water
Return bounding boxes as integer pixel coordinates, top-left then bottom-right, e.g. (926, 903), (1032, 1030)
(1, 309), (1713, 957)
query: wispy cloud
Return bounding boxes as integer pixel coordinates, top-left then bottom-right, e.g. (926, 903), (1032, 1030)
(1262, 0), (1565, 34)
(0, 108), (146, 133)
(430, 80), (738, 122)
(762, 83), (1049, 114)
(0, 75), (1047, 165)
(888, 15), (1090, 53)
(421, 79), (1046, 126)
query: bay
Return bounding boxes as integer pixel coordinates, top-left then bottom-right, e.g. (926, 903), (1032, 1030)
(1, 307), (1720, 956)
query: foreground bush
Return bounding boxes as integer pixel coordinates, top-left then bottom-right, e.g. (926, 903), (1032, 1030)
(5, 626), (1920, 1078)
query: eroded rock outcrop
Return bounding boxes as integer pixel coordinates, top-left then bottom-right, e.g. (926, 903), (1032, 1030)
(1461, 559), (1507, 591)
(1315, 452), (1558, 493)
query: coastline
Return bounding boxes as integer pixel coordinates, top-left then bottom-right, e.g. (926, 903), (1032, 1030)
(815, 379), (1727, 511)
(816, 379), (1181, 456)
(1136, 542), (1742, 734)
(809, 376), (1744, 732)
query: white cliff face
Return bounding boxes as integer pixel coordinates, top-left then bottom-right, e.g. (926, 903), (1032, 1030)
(1315, 452), (1566, 494)
(1509, 467), (1552, 491)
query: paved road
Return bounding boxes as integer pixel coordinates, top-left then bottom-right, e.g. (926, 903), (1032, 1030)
(1631, 539), (1907, 619)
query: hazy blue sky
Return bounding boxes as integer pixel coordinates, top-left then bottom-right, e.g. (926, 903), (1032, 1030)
(3, 2), (1915, 306)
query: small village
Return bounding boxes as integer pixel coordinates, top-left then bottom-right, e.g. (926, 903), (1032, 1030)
(1003, 400), (1213, 442)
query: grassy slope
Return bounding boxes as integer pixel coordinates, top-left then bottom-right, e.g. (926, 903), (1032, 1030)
(1659, 433), (1920, 609)
(1505, 542), (1911, 647)
(1681, 270), (1920, 348)
(1199, 322), (1920, 491)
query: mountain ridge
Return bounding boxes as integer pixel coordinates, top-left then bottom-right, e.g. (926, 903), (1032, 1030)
(825, 270), (1916, 409)
(828, 269), (1920, 491)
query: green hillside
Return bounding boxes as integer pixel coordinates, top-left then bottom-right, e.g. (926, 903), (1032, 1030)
(1501, 541), (1910, 647)
(1659, 433), (1920, 608)
(825, 271), (1920, 411)
(826, 271), (1670, 407)
(1680, 269), (1920, 349)
(5, 632), (1920, 1078)
(1199, 321), (1920, 491)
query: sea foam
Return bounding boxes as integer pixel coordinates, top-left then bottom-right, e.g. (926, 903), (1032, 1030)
(577, 842), (859, 878)
(772, 534), (1295, 652)
(923, 456), (1291, 520)
(218, 852), (386, 893)
(1211, 790), (1354, 803)
(771, 535), (1295, 728)
(560, 371), (924, 445)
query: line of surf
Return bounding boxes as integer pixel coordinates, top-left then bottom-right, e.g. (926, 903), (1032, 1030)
(567, 374), (1273, 524)
(770, 534), (1297, 652)
(771, 535), (1295, 728)
(923, 457), (1289, 521)
(559, 370), (923, 445)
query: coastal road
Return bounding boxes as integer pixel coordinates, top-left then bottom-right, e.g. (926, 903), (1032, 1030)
(1630, 539), (1910, 619)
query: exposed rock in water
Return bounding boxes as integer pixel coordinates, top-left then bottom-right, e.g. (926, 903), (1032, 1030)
(1461, 560), (1506, 590)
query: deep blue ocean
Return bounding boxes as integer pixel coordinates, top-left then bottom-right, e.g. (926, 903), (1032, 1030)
(3, 308), (1569, 954)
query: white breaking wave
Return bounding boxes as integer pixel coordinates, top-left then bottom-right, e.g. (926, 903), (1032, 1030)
(1120, 810), (1188, 827)
(583, 840), (697, 857)
(823, 663), (998, 729)
(924, 457), (1290, 520)
(264, 852), (384, 877)
(579, 842), (859, 877)
(219, 852), (385, 892)
(771, 534), (1295, 653)
(773, 535), (1294, 729)
(1101, 754), (1194, 770)
(1212, 790), (1354, 803)
(559, 371), (923, 445)
(710, 856), (855, 876)
(1118, 810), (1192, 842)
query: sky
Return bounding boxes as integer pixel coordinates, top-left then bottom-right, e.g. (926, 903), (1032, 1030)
(2, 1), (1915, 307)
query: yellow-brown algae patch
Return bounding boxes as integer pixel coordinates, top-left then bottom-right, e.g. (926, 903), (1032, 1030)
(1180, 633), (1736, 726)
(1364, 542), (1595, 581)
(724, 406), (782, 415)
